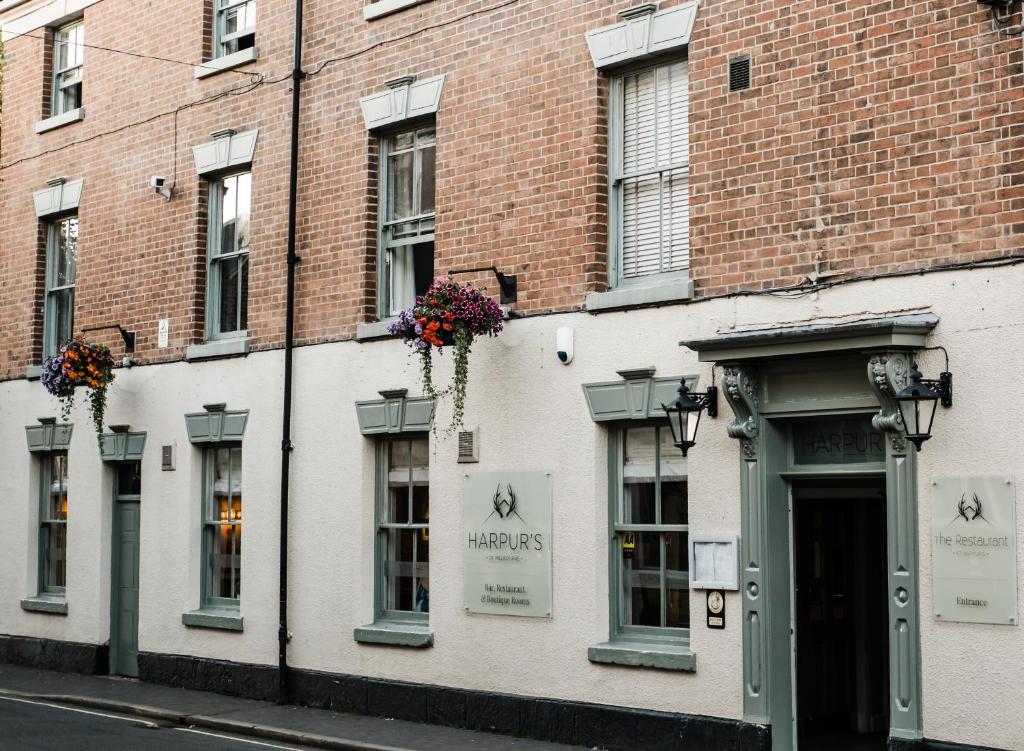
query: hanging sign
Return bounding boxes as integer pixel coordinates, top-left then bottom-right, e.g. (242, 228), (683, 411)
(931, 476), (1017, 625)
(463, 471), (553, 618)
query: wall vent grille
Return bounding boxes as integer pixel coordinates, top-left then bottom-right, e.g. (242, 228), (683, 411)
(729, 55), (751, 91)
(457, 428), (479, 463)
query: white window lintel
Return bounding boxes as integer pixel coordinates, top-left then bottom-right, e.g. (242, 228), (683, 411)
(192, 128), (259, 176)
(585, 2), (699, 70)
(359, 74), (445, 131)
(33, 176), (83, 218)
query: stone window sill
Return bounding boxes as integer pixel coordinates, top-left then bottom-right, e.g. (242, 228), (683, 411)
(182, 609), (243, 631)
(195, 48), (259, 79)
(588, 639), (696, 671)
(35, 107), (85, 134)
(186, 337), (250, 362)
(25, 365), (42, 381)
(20, 596), (68, 615)
(586, 277), (694, 313)
(364, 0), (429, 21)
(356, 318), (398, 342)
(354, 620), (432, 648)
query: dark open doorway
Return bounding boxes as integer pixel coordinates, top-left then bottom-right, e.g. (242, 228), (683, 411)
(793, 478), (889, 751)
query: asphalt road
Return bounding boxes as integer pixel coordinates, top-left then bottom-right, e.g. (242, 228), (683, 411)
(0, 695), (316, 750)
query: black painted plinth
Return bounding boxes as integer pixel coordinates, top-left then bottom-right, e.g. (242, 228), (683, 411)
(0, 634), (107, 675)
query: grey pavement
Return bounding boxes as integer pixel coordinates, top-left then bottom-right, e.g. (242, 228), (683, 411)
(0, 664), (585, 751)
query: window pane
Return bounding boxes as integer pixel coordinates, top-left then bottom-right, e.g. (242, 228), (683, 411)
(385, 528), (417, 611)
(661, 480), (688, 525)
(220, 176), (238, 254)
(413, 242), (434, 299)
(235, 173), (252, 251)
(45, 523), (67, 588)
(412, 485), (429, 524)
(53, 289), (74, 349)
(415, 533), (430, 613)
(217, 255), (248, 334)
(54, 218), (78, 287)
(388, 484), (410, 524)
(49, 454), (68, 520)
(622, 427), (656, 524)
(420, 144), (436, 214)
(665, 532), (689, 628)
(623, 531), (661, 626)
(117, 462), (141, 496)
(388, 150), (415, 221)
(213, 524), (241, 599)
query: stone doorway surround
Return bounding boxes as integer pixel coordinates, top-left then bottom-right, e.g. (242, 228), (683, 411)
(682, 313), (937, 750)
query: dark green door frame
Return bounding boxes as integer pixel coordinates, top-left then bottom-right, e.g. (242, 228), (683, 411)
(717, 353), (923, 750)
(109, 462), (141, 677)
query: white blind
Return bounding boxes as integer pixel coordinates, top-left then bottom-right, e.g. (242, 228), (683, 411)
(618, 60), (690, 279)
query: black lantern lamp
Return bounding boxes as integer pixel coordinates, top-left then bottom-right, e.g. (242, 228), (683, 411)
(662, 378), (718, 456)
(895, 354), (953, 452)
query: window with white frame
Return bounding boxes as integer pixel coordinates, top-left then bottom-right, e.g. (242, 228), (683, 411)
(51, 20), (84, 116)
(611, 59), (690, 285)
(214, 0), (256, 58)
(611, 425), (689, 636)
(203, 445), (242, 607)
(377, 436), (430, 617)
(381, 125), (435, 317)
(44, 216), (77, 358)
(207, 172), (251, 338)
(38, 451), (69, 594)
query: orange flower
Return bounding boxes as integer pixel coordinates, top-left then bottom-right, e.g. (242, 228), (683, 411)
(442, 323), (453, 331)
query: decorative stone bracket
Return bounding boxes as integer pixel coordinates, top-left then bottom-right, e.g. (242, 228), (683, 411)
(867, 351), (912, 452)
(721, 364), (759, 458)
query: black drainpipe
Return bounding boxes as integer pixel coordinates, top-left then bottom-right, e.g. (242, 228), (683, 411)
(279, 0), (304, 705)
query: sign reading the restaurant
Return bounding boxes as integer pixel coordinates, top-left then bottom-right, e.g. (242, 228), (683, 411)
(792, 418), (885, 465)
(463, 471), (552, 618)
(931, 476), (1017, 625)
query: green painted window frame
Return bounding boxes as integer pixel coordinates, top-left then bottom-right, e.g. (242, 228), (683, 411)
(374, 436), (429, 623)
(213, 0), (256, 59)
(608, 58), (691, 290)
(377, 124), (436, 318)
(43, 215), (78, 359)
(205, 171), (251, 341)
(201, 444), (242, 610)
(51, 20), (84, 117)
(38, 450), (69, 596)
(608, 423), (691, 644)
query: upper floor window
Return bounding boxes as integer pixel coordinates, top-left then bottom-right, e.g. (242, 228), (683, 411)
(203, 445), (242, 607)
(44, 216), (77, 358)
(610, 59), (689, 285)
(381, 125), (435, 317)
(39, 451), (69, 594)
(215, 0), (256, 58)
(51, 20), (84, 116)
(207, 172), (251, 338)
(611, 425), (689, 636)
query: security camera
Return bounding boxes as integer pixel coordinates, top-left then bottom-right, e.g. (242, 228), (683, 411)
(150, 176), (173, 201)
(555, 326), (574, 365)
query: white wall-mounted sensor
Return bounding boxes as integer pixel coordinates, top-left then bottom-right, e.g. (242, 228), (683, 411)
(555, 326), (574, 365)
(150, 176), (172, 201)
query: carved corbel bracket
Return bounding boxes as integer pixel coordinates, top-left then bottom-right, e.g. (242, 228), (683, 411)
(866, 351), (911, 452)
(722, 364), (760, 457)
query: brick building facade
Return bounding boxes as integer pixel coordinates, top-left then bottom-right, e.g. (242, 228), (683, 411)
(1, 1), (1023, 750)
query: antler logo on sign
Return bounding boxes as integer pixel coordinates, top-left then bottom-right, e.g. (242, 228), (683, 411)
(463, 471), (553, 618)
(951, 493), (991, 525)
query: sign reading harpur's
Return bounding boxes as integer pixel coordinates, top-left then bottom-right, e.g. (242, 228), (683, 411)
(463, 471), (552, 618)
(931, 476), (1018, 625)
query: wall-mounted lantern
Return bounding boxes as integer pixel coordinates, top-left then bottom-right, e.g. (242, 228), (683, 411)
(662, 379), (718, 456)
(895, 362), (953, 452)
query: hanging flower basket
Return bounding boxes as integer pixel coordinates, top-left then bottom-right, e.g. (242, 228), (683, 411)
(41, 336), (116, 441)
(389, 277), (504, 433)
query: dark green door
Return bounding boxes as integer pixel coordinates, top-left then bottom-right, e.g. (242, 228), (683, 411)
(111, 462), (141, 677)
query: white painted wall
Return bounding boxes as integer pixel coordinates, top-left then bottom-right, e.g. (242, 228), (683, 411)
(1, 263), (1022, 749)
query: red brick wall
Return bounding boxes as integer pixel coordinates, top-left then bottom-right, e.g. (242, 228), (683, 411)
(1, 0), (1021, 380)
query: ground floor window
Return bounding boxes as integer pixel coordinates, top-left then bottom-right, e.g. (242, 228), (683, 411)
(377, 436), (429, 617)
(39, 451), (68, 593)
(203, 445), (242, 606)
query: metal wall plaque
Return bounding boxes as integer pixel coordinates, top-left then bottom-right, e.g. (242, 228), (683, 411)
(706, 589), (725, 629)
(463, 471), (552, 618)
(931, 476), (1017, 625)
